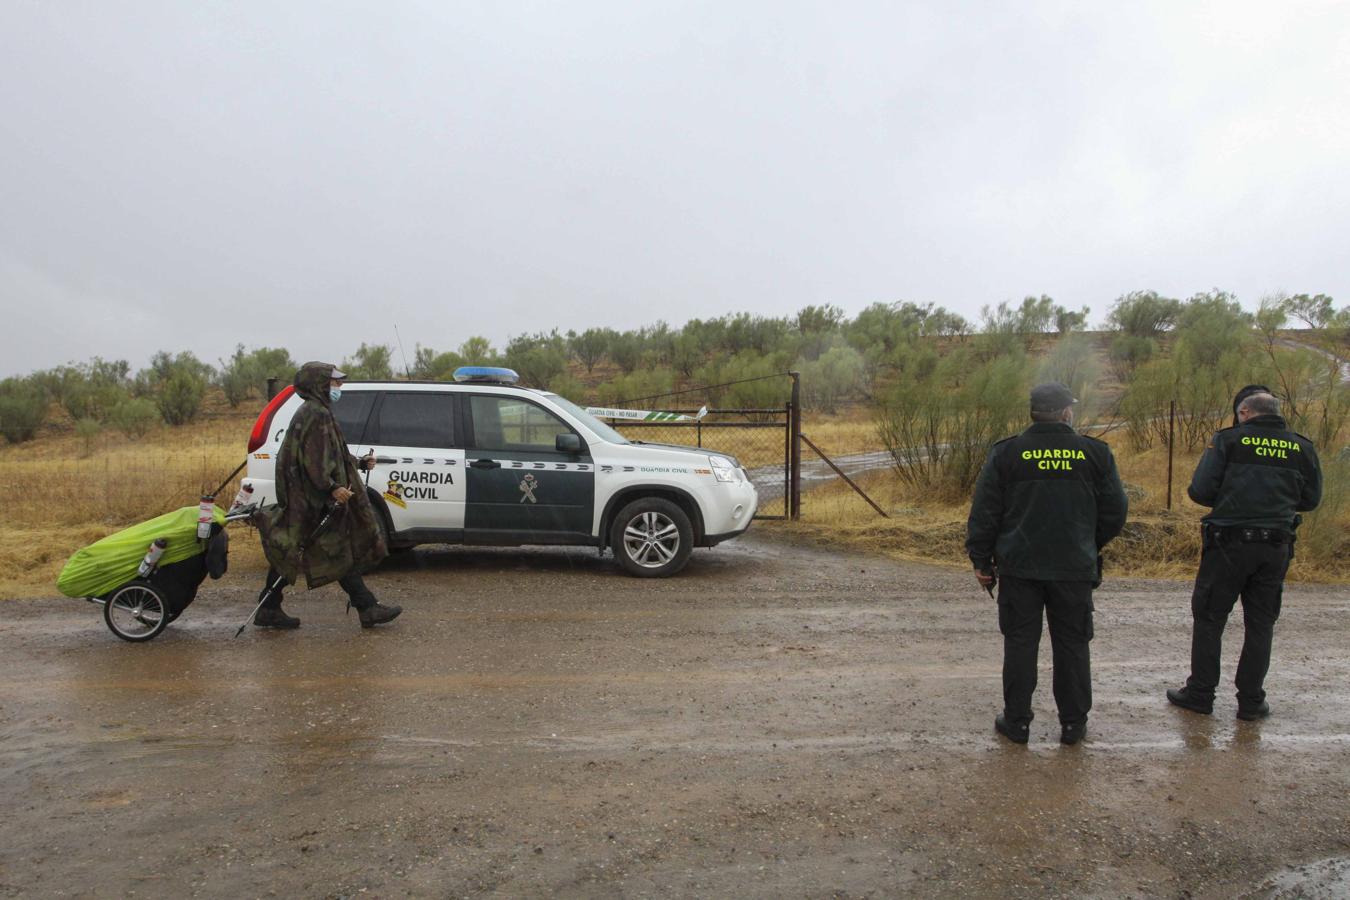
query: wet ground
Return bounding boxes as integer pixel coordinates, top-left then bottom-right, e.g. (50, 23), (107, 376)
(1, 533), (1347, 898)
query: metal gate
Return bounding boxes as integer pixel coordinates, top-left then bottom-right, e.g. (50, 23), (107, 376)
(613, 404), (800, 520)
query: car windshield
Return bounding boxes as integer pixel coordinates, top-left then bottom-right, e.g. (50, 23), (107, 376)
(543, 393), (631, 445)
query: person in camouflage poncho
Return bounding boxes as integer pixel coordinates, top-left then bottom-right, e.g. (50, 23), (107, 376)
(254, 362), (401, 629)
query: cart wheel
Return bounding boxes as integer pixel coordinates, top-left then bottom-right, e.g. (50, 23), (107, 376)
(103, 581), (170, 642)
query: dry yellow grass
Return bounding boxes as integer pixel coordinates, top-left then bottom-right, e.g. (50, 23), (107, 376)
(0, 410), (257, 598)
(4, 400), (1343, 598)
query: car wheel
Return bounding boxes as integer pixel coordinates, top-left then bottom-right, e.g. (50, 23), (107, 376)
(610, 497), (693, 578)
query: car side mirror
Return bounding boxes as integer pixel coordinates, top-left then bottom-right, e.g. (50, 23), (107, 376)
(555, 433), (581, 454)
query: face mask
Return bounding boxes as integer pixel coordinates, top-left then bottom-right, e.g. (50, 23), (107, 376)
(329, 387), (342, 402)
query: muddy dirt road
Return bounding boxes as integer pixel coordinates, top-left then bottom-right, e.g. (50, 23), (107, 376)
(2, 534), (1348, 898)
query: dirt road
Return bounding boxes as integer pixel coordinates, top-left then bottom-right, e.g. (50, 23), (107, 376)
(2, 534), (1347, 898)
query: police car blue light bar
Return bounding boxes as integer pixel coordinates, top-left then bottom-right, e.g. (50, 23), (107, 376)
(453, 366), (520, 384)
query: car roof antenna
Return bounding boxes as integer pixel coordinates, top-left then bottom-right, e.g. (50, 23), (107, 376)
(394, 323), (412, 379)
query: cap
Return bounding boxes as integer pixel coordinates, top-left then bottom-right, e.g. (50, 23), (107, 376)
(329, 367), (347, 380)
(1030, 382), (1076, 412)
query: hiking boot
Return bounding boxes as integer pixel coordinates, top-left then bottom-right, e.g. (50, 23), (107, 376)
(1237, 700), (1270, 721)
(1166, 687), (1213, 715)
(254, 607), (300, 629)
(1060, 721), (1087, 745)
(995, 713), (1030, 745)
(358, 602), (402, 629)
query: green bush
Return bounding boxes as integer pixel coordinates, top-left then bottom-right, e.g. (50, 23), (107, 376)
(798, 344), (865, 412)
(595, 370), (676, 408)
(342, 343), (394, 380)
(75, 417), (101, 457)
(1037, 334), (1101, 421)
(135, 351), (211, 426)
(109, 397), (159, 438)
(157, 370), (207, 426)
(874, 348), (1029, 500)
(0, 377), (48, 443)
(1297, 456), (1349, 569)
(217, 345), (295, 405)
(505, 331), (568, 388)
(545, 373), (590, 404)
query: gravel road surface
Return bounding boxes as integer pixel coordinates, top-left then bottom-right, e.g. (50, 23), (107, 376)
(1, 533), (1347, 898)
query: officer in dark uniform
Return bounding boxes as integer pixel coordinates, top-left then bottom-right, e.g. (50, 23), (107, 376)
(1166, 392), (1321, 720)
(967, 382), (1129, 745)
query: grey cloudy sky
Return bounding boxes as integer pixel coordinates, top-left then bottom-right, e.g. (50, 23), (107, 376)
(2, 1), (1347, 377)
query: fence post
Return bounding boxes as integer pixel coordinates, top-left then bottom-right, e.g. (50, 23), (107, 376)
(1166, 400), (1175, 511)
(783, 401), (792, 517)
(266, 377), (279, 400)
(789, 371), (802, 520)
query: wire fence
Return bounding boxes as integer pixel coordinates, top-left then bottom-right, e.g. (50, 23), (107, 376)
(613, 408), (793, 519)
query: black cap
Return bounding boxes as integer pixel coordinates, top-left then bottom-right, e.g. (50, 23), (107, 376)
(1030, 382), (1076, 412)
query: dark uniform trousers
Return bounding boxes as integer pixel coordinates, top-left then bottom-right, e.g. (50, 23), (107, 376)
(260, 567), (378, 611)
(1185, 539), (1289, 705)
(998, 574), (1094, 726)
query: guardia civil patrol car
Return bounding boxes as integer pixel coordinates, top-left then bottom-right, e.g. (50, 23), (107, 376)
(242, 368), (758, 576)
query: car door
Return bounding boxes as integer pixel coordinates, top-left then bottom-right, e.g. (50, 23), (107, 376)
(363, 391), (466, 535)
(464, 394), (595, 542)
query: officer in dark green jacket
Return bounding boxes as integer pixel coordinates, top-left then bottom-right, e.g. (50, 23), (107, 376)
(967, 383), (1128, 745)
(1167, 391), (1321, 721)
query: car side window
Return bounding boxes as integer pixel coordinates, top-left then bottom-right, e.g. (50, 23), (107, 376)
(332, 391), (376, 444)
(370, 392), (457, 448)
(469, 396), (572, 451)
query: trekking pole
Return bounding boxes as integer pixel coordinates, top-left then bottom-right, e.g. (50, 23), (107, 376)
(233, 501), (345, 638)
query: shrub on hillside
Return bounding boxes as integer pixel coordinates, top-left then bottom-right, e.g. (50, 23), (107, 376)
(595, 370), (676, 408)
(136, 351), (212, 426)
(75, 417), (101, 457)
(0, 377), (48, 443)
(798, 344), (865, 412)
(109, 397), (159, 438)
(218, 345), (297, 405)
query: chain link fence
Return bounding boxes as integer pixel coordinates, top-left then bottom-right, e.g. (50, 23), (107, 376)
(614, 408), (793, 519)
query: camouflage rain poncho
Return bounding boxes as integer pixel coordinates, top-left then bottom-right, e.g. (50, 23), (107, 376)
(257, 362), (387, 588)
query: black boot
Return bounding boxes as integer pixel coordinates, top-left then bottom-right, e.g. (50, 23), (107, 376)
(1166, 686), (1213, 715)
(358, 602), (402, 628)
(1237, 700), (1270, 721)
(995, 713), (1029, 744)
(255, 606), (300, 629)
(1060, 720), (1086, 745)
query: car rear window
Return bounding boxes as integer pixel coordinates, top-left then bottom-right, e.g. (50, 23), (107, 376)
(369, 392), (457, 448)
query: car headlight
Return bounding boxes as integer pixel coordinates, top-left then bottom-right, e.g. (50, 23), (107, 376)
(708, 455), (741, 483)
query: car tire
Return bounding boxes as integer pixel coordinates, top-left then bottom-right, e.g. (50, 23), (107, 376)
(610, 497), (693, 578)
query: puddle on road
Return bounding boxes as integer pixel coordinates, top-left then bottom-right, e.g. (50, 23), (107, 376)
(1248, 856), (1350, 899)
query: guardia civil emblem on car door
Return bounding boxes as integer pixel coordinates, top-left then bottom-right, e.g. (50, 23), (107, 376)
(518, 473), (538, 503)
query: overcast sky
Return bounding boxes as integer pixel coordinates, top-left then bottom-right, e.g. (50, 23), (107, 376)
(2, 1), (1347, 377)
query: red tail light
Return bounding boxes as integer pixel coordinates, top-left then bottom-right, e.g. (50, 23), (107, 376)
(247, 385), (296, 453)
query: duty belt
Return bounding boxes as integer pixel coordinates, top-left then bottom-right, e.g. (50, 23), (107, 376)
(1202, 523), (1291, 546)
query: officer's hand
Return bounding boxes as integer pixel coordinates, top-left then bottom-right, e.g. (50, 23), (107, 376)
(360, 452), (377, 471)
(331, 486), (355, 504)
(975, 571), (996, 589)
